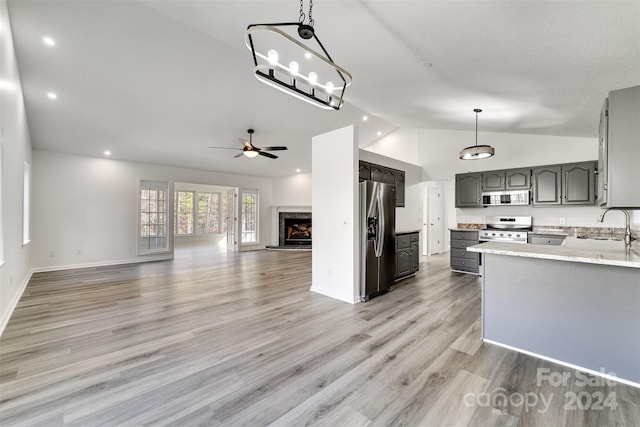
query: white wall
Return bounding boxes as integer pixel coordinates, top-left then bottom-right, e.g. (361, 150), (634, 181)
(0, 0), (33, 334)
(31, 150), (273, 270)
(361, 128), (419, 165)
(272, 172), (311, 207)
(311, 125), (359, 304)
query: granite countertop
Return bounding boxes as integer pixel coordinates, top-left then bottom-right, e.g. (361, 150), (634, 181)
(396, 230), (421, 235)
(467, 237), (640, 269)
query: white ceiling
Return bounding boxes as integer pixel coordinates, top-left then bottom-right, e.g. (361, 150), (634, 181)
(7, 0), (640, 177)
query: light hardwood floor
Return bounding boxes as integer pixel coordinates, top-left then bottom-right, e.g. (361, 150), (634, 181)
(1, 245), (639, 426)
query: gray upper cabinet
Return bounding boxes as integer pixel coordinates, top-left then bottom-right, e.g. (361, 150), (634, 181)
(505, 168), (531, 190)
(360, 161), (405, 207)
(359, 161), (371, 182)
(370, 164), (384, 182)
(598, 85), (640, 208)
(481, 168), (531, 192)
(394, 171), (405, 207)
(532, 166), (562, 205)
(562, 162), (596, 205)
(533, 162), (596, 206)
(455, 173), (482, 207)
(482, 171), (505, 191)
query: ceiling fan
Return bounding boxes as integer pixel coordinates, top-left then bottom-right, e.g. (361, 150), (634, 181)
(209, 129), (288, 159)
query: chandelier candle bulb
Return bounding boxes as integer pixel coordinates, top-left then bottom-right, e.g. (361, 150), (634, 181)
(325, 81), (334, 94)
(308, 72), (318, 86)
(288, 61), (299, 75)
(267, 49), (279, 66)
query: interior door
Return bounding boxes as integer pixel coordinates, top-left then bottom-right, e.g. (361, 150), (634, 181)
(425, 185), (444, 256)
(225, 188), (238, 251)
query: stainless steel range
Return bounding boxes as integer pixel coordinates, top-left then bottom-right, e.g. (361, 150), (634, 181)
(479, 216), (532, 244)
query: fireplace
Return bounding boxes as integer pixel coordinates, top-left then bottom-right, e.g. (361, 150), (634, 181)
(278, 212), (312, 247)
(284, 218), (312, 246)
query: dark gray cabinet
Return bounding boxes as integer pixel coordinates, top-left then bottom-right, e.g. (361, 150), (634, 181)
(528, 234), (566, 245)
(455, 173), (482, 207)
(505, 168), (531, 190)
(450, 230), (480, 274)
(563, 162), (596, 205)
(532, 165), (562, 205)
(395, 231), (419, 280)
(482, 171), (505, 191)
(359, 161), (405, 207)
(359, 162), (371, 181)
(533, 162), (596, 206)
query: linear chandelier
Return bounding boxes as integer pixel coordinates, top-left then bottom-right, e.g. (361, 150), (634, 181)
(459, 108), (495, 160)
(245, 0), (352, 110)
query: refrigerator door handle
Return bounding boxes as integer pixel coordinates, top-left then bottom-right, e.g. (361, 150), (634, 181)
(375, 187), (384, 257)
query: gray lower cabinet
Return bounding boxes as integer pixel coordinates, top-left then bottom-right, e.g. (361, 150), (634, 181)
(528, 234), (566, 245)
(396, 232), (419, 280)
(450, 230), (480, 274)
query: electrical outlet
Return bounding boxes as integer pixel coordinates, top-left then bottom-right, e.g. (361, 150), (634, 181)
(559, 218), (566, 225)
(49, 250), (56, 257)
(76, 248), (83, 255)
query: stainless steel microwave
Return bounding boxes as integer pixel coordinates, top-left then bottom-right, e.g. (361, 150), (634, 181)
(482, 190), (530, 206)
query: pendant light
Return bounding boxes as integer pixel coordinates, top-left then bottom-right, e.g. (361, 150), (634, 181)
(245, 0), (352, 110)
(459, 109), (495, 160)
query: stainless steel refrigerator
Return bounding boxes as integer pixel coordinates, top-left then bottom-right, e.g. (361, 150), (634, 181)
(360, 181), (396, 301)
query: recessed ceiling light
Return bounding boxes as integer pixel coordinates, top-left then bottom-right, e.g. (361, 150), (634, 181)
(304, 52), (312, 59)
(362, 115), (368, 121)
(377, 131), (382, 136)
(296, 168), (301, 173)
(104, 150), (111, 156)
(47, 92), (57, 99)
(43, 36), (55, 46)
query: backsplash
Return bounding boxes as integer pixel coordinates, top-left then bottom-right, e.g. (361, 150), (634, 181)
(457, 223), (627, 240)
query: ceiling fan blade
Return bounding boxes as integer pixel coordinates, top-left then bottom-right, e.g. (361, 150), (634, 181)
(233, 152), (244, 158)
(261, 146), (288, 151)
(258, 151), (278, 159)
(209, 146), (242, 150)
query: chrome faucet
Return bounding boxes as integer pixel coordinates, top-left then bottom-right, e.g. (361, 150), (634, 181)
(597, 208), (635, 249)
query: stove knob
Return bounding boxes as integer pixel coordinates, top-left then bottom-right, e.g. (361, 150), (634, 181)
(492, 233), (496, 236)
(507, 233), (512, 237)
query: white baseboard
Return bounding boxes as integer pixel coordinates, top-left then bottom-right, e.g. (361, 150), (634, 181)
(483, 339), (640, 390)
(0, 268), (33, 337)
(30, 254), (173, 273)
(310, 286), (359, 304)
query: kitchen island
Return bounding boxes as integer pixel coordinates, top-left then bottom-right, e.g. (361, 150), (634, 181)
(467, 237), (640, 387)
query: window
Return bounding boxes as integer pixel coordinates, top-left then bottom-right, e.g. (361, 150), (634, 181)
(240, 190), (258, 244)
(23, 160), (30, 245)
(198, 192), (221, 234)
(174, 191), (194, 235)
(139, 180), (168, 254)
(173, 190), (222, 235)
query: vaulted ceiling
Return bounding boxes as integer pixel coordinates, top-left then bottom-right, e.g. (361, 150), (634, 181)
(7, 0), (640, 177)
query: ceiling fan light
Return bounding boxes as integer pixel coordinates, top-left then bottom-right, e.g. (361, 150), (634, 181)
(243, 150), (259, 158)
(459, 145), (495, 160)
